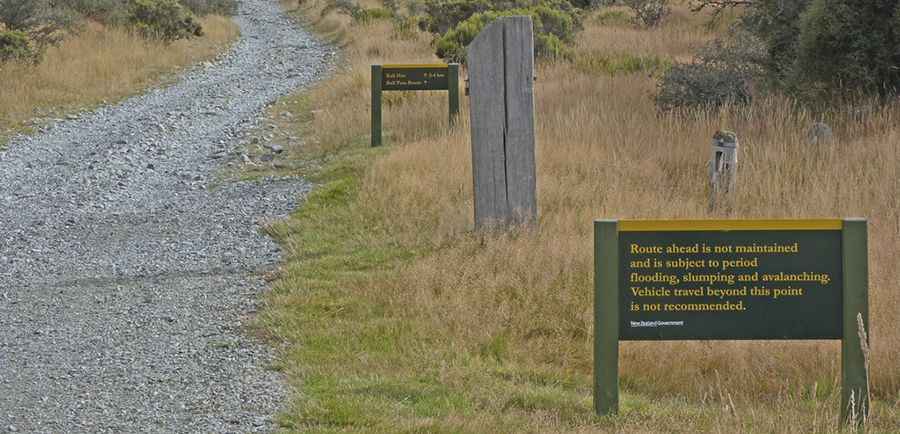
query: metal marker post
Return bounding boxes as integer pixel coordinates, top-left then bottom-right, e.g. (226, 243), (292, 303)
(594, 220), (619, 416)
(841, 218), (869, 426)
(448, 63), (460, 126)
(371, 65), (383, 147)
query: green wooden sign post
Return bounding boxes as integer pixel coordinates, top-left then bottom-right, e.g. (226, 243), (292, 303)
(593, 219), (869, 426)
(371, 63), (460, 147)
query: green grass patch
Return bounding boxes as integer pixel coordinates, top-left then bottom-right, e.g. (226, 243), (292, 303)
(575, 51), (672, 76)
(251, 92), (605, 431)
(249, 93), (781, 432)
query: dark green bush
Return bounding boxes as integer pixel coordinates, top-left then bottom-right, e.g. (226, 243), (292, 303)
(735, 0), (900, 101)
(128, 0), (203, 42)
(0, 0), (75, 59)
(656, 30), (766, 110)
(418, 0), (492, 34)
(0, 29), (36, 63)
(0, 0), (46, 31)
(793, 0), (900, 99)
(575, 52), (671, 75)
(429, 1), (581, 63)
(419, 0), (584, 34)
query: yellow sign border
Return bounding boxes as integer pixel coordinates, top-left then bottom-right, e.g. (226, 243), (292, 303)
(382, 64), (449, 69)
(619, 219), (843, 232)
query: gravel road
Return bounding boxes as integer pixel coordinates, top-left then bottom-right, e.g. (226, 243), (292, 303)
(0, 1), (332, 432)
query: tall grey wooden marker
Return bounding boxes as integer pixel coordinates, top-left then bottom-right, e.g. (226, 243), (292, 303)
(467, 16), (537, 229)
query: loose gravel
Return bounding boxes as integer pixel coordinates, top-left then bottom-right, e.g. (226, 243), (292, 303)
(0, 1), (333, 432)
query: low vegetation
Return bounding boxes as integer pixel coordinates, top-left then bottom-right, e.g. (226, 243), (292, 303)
(679, 0), (900, 105)
(0, 0), (238, 63)
(257, 0), (899, 431)
(418, 0), (588, 63)
(0, 0), (239, 141)
(128, 0), (205, 41)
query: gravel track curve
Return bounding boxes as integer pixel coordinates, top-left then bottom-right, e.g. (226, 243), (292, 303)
(0, 1), (332, 432)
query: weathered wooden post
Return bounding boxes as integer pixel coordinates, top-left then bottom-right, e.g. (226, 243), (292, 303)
(467, 16), (537, 229)
(448, 63), (460, 126)
(709, 130), (738, 209)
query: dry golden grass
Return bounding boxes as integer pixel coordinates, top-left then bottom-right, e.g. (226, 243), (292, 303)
(275, 0), (447, 154)
(265, 1), (900, 431)
(0, 16), (239, 139)
(578, 6), (714, 61)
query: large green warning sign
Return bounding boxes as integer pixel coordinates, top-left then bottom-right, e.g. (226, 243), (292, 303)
(593, 219), (870, 425)
(618, 220), (843, 340)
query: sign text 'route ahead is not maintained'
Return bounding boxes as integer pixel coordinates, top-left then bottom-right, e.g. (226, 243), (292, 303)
(619, 220), (842, 340)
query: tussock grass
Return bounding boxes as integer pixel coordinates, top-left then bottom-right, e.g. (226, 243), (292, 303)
(262, 1), (900, 431)
(0, 16), (239, 141)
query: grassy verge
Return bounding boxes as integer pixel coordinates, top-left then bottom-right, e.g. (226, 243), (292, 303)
(0, 16), (239, 144)
(258, 1), (900, 431)
(260, 151), (900, 433)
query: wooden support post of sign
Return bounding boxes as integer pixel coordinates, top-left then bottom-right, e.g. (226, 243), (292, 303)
(467, 16), (537, 229)
(449, 63), (460, 125)
(841, 218), (869, 427)
(371, 64), (383, 147)
(594, 220), (619, 416)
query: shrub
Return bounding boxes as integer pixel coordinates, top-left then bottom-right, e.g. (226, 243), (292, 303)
(432, 3), (581, 63)
(0, 0), (75, 58)
(0, 29), (36, 63)
(66, 0), (129, 22)
(656, 30), (766, 110)
(128, 0), (203, 42)
(735, 0), (900, 101)
(792, 0), (900, 100)
(418, 0), (493, 34)
(419, 0), (584, 33)
(623, 0), (669, 27)
(179, 0), (239, 16)
(0, 0), (46, 31)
